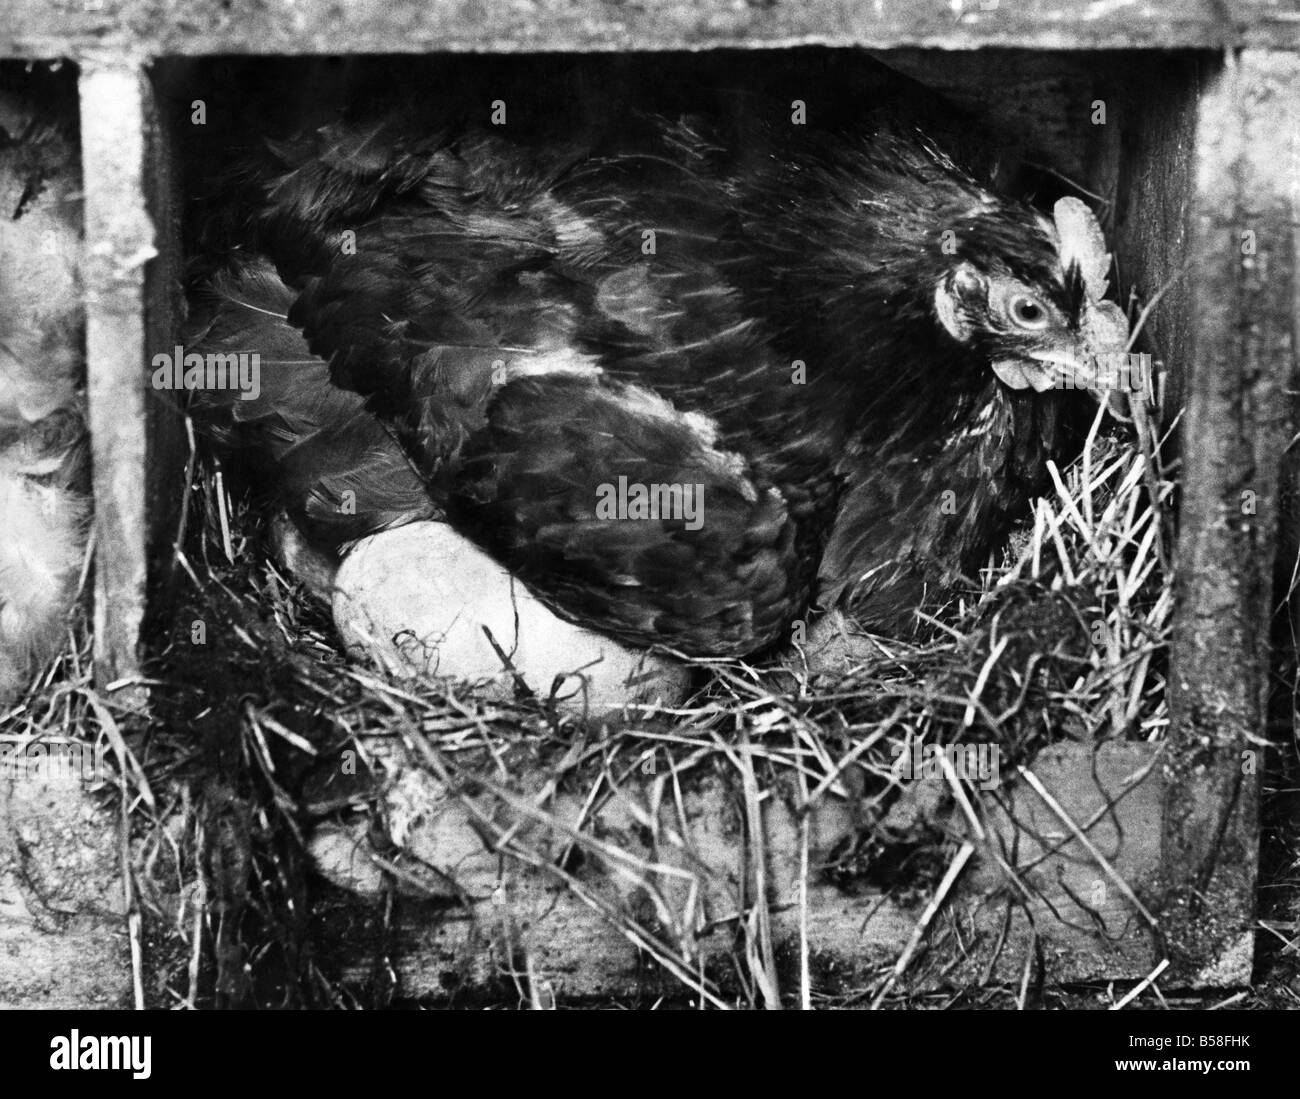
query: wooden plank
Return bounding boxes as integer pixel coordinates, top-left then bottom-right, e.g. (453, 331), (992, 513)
(3, 0), (1300, 58)
(1163, 50), (1300, 986)
(141, 67), (185, 612)
(314, 742), (1166, 1003)
(1107, 53), (1201, 417)
(79, 64), (157, 692)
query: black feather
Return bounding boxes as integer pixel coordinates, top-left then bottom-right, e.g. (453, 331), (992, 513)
(191, 104), (1098, 654)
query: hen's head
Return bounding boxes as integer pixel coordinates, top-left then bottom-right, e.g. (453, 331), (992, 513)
(933, 197), (1130, 399)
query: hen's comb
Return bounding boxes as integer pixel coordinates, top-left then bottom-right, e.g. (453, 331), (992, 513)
(1053, 196), (1111, 301)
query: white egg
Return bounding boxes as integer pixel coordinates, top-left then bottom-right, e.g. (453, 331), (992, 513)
(332, 521), (689, 716)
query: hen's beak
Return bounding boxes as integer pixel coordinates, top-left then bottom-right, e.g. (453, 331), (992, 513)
(1030, 347), (1099, 387)
(994, 300), (1133, 401)
(993, 347), (1098, 392)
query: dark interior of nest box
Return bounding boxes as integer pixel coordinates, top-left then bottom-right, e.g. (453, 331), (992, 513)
(142, 47), (1210, 612)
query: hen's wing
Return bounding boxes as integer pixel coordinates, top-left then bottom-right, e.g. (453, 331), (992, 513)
(449, 372), (803, 655)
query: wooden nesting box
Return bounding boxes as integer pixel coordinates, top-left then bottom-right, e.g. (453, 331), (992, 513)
(2, 0), (1297, 999)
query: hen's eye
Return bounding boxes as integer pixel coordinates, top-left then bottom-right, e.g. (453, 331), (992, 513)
(1008, 294), (1050, 330)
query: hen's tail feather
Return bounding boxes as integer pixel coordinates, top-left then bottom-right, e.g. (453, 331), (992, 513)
(187, 259), (438, 550)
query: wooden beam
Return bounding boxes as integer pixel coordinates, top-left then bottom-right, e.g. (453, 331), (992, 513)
(1164, 49), (1300, 986)
(79, 63), (157, 691)
(3, 0), (1299, 58)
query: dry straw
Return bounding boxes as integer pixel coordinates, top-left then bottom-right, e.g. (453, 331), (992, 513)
(3, 330), (1176, 1009)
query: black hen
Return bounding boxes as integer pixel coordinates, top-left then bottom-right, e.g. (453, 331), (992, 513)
(190, 107), (1127, 657)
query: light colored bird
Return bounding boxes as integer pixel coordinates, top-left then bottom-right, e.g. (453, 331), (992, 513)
(0, 83), (90, 705)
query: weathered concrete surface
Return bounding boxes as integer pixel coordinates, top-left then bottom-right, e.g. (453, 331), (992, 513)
(0, 767), (131, 1008)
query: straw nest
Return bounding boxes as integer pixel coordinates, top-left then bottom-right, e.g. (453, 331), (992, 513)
(3, 361), (1192, 1008)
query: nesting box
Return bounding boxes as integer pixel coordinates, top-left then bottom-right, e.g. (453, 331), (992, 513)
(2, 0), (1297, 1001)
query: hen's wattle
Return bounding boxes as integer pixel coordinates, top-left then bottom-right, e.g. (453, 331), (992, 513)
(190, 107), (1126, 657)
